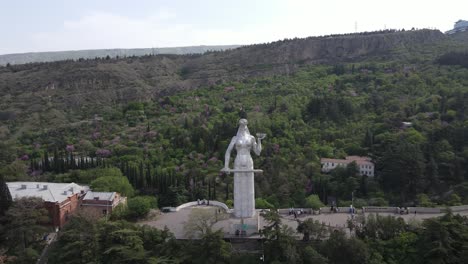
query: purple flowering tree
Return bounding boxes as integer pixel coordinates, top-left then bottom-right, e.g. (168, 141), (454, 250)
(66, 144), (75, 153)
(273, 143), (280, 154)
(92, 132), (101, 140)
(96, 149), (111, 158)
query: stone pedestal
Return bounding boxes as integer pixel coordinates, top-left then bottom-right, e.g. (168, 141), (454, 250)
(227, 213), (260, 236)
(234, 172), (255, 218)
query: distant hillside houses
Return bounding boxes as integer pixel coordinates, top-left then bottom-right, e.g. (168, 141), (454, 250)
(446, 20), (468, 34)
(6, 182), (126, 229)
(321, 156), (374, 176)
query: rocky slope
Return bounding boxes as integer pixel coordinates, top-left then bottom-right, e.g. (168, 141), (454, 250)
(0, 45), (240, 66)
(0, 29), (450, 129)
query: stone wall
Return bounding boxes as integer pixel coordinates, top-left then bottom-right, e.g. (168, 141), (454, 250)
(175, 200), (229, 211)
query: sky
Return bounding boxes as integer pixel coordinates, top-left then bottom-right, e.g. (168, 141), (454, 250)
(0, 0), (466, 55)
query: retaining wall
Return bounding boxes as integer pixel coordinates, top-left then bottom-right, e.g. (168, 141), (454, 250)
(363, 207), (399, 213)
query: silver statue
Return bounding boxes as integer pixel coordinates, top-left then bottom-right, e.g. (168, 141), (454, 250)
(222, 119), (265, 218)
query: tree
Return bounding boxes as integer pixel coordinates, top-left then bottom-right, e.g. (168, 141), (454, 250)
(0, 160), (29, 181)
(158, 185), (188, 207)
(49, 218), (178, 264)
(79, 167), (124, 183)
(0, 175), (12, 215)
(255, 198), (275, 209)
(0, 142), (16, 167)
(416, 194), (436, 207)
(356, 214), (406, 241)
(183, 208), (227, 238)
(305, 194), (325, 210)
(260, 211), (300, 263)
(3, 197), (50, 258)
(380, 139), (425, 202)
(48, 215), (100, 264)
(418, 212), (468, 264)
(188, 230), (231, 264)
(90, 176), (135, 197)
(322, 231), (370, 264)
(297, 218), (328, 241)
(127, 196), (157, 219)
(302, 246), (329, 264)
(99, 221), (148, 264)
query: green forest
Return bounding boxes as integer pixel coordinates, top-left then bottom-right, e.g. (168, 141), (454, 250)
(3, 52), (468, 208)
(1, 30), (468, 263)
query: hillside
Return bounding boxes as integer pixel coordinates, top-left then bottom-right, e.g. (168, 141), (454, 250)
(0, 45), (241, 66)
(2, 22), (468, 264)
(0, 30), (449, 122)
(1, 28), (468, 210)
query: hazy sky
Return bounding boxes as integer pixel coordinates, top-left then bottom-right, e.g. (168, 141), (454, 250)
(1, 0), (466, 55)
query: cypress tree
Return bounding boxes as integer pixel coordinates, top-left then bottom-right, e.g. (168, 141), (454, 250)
(208, 181), (211, 200)
(53, 149), (59, 173)
(70, 152), (75, 169)
(146, 163), (152, 189)
(0, 175), (12, 215)
(139, 161), (144, 188)
(213, 179), (217, 200)
(44, 151), (50, 171)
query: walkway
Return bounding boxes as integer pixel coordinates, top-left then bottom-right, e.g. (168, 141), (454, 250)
(139, 207), (468, 239)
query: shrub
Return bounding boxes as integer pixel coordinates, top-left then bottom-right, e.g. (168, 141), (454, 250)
(255, 198), (275, 209)
(127, 196), (157, 219)
(305, 195), (325, 210)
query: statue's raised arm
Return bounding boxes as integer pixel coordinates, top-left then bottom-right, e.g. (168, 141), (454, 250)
(253, 133), (266, 156)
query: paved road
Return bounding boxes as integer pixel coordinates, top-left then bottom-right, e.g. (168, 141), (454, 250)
(36, 232), (58, 264)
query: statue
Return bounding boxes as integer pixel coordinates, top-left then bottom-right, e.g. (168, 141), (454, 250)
(222, 119), (266, 218)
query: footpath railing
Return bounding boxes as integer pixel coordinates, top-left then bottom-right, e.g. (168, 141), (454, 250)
(171, 202), (468, 215)
(175, 200), (230, 212)
(276, 205), (468, 215)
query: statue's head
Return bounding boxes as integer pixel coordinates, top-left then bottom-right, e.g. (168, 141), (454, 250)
(239, 119), (248, 126)
(237, 119), (250, 135)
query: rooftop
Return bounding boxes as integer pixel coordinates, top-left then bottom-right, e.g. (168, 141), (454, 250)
(321, 156), (373, 166)
(7, 182), (89, 203)
(83, 191), (116, 201)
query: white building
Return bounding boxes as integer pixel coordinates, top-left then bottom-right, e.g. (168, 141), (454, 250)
(446, 20), (468, 34)
(321, 156), (374, 176)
